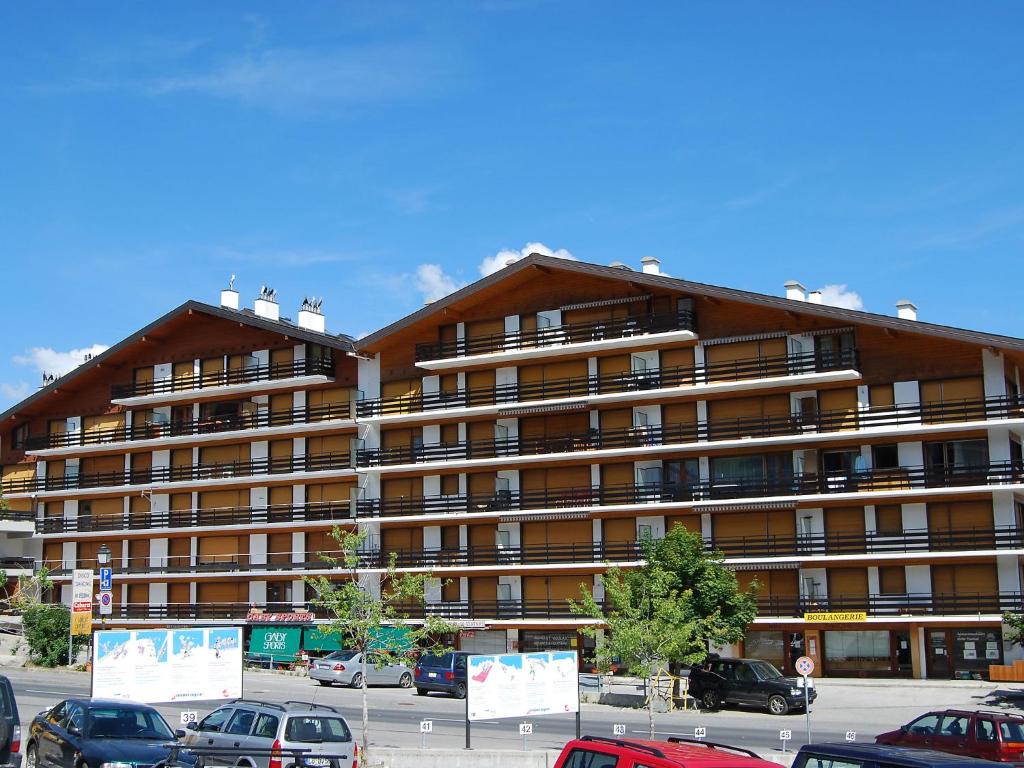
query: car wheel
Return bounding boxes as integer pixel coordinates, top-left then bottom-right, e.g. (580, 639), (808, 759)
(25, 744), (37, 768)
(416, 687), (428, 696)
(454, 682), (467, 699)
(398, 672), (413, 688)
(767, 695), (790, 715)
(317, 680), (333, 687)
(350, 672), (364, 689)
(701, 688), (720, 710)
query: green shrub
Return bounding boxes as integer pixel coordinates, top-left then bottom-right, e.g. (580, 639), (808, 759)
(21, 604), (81, 667)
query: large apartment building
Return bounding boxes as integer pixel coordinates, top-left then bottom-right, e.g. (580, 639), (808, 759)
(3, 254), (1024, 680)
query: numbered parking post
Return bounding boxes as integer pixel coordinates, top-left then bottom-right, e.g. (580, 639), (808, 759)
(846, 731), (856, 742)
(694, 727), (707, 741)
(520, 722), (533, 751)
(420, 720), (432, 749)
(780, 729), (792, 753)
(180, 711), (197, 727)
(613, 724), (626, 737)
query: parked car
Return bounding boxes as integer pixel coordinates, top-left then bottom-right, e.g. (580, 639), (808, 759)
(554, 735), (780, 768)
(877, 709), (1024, 762)
(687, 657), (816, 715)
(309, 651), (413, 688)
(182, 699), (356, 768)
(0, 675), (20, 768)
(25, 699), (183, 768)
(413, 651), (470, 698)
(795, 742), (1008, 768)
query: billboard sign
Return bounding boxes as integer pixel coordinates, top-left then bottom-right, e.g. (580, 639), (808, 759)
(71, 569), (94, 636)
(248, 626), (302, 662)
(467, 651), (578, 721)
(92, 627), (242, 703)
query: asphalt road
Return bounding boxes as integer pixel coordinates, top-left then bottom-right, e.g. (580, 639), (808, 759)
(5, 666), (1020, 755)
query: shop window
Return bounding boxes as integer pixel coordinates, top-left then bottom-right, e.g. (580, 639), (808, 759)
(823, 630), (891, 674)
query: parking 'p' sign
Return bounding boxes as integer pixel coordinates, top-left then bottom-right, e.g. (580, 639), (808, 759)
(795, 656), (815, 677)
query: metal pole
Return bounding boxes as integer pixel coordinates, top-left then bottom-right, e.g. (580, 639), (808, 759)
(68, 608), (74, 667)
(465, 688), (471, 750)
(803, 675), (811, 744)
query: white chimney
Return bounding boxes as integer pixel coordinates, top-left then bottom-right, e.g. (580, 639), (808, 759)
(220, 288), (239, 310)
(808, 290), (823, 304)
(784, 280), (807, 302)
(254, 286), (279, 321)
(297, 297), (325, 333)
(896, 299), (918, 321)
(640, 256), (661, 275)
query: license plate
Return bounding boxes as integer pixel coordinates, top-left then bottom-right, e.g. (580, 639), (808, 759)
(428, 672), (438, 678)
(306, 759), (331, 767)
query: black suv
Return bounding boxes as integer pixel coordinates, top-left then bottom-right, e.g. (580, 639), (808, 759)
(687, 657), (817, 715)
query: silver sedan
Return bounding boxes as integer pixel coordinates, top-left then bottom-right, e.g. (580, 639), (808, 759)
(309, 651), (414, 688)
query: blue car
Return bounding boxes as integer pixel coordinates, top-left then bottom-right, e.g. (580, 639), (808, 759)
(795, 742), (1005, 768)
(414, 652), (470, 698)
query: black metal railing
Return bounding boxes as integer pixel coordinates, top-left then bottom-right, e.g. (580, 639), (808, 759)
(111, 357), (335, 399)
(0, 508), (35, 522)
(0, 557), (35, 571)
(37, 500), (354, 534)
(356, 394), (1024, 467)
(415, 310), (697, 362)
(5, 452), (352, 494)
(758, 592), (1024, 617)
(24, 402), (352, 451)
(355, 462), (1024, 518)
(358, 349), (858, 417)
(109, 602), (306, 620)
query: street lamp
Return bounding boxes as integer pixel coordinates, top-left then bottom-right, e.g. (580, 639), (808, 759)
(96, 544), (112, 567)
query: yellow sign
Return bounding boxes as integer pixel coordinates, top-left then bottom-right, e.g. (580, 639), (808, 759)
(804, 611), (867, 623)
(70, 611), (93, 636)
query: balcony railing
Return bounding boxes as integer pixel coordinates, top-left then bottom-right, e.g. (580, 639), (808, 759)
(414, 310), (697, 362)
(0, 509), (35, 522)
(109, 602), (306, 621)
(4, 452), (352, 494)
(356, 394), (1024, 467)
(758, 592), (1024, 617)
(358, 349), (857, 418)
(356, 462), (1024, 518)
(24, 402), (352, 452)
(0, 557), (35, 571)
(37, 500), (354, 534)
(111, 357), (335, 399)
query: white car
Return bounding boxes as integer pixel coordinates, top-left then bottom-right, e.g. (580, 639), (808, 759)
(309, 651), (414, 688)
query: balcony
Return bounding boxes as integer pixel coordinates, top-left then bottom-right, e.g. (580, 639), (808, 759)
(0, 557), (35, 573)
(757, 592), (1024, 617)
(4, 452), (352, 496)
(356, 462), (1024, 519)
(356, 394), (1024, 469)
(359, 349), (858, 419)
(24, 402), (353, 455)
(414, 310), (698, 367)
(110, 358), (335, 404)
(109, 602), (304, 621)
(37, 500), (354, 535)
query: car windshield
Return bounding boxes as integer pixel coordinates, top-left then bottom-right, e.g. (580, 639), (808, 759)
(325, 651), (358, 661)
(87, 707), (175, 739)
(749, 661), (784, 680)
(285, 716), (352, 743)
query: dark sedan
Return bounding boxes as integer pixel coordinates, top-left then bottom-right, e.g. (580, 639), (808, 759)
(26, 699), (186, 768)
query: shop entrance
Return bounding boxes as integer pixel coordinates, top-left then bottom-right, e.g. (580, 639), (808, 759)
(926, 628), (1003, 679)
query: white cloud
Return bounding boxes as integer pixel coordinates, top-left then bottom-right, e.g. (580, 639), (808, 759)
(415, 264), (463, 303)
(13, 344), (110, 379)
(479, 242), (576, 277)
(0, 382), (29, 402)
(816, 284), (864, 311)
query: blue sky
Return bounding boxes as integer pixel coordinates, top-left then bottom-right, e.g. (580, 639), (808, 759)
(2, 2), (1023, 407)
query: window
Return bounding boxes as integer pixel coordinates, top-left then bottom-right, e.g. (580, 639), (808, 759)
(455, 654), (468, 670)
(796, 754), (863, 768)
(64, 704), (86, 733)
(46, 703), (67, 727)
(86, 707), (174, 739)
(1000, 721), (1024, 741)
(875, 505), (903, 535)
(11, 423), (28, 451)
(925, 440), (988, 470)
(225, 709), (256, 735)
(822, 449), (863, 474)
(907, 713), (942, 735)
(940, 715), (969, 737)
(872, 444), (899, 469)
(712, 453), (792, 483)
(561, 748), (620, 768)
(285, 716), (352, 743)
(977, 719), (997, 742)
(199, 707), (232, 733)
(252, 714), (280, 739)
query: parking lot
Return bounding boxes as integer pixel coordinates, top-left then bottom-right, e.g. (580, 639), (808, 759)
(6, 665), (1024, 754)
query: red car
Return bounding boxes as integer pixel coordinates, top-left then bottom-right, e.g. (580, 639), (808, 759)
(876, 709), (1024, 763)
(554, 736), (780, 768)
